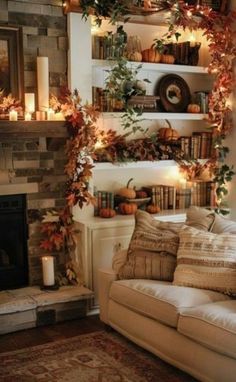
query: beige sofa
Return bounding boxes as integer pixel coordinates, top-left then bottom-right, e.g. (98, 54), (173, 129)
(98, 207), (236, 382)
(98, 265), (236, 382)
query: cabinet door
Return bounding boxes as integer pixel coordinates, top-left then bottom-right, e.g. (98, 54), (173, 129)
(91, 225), (134, 307)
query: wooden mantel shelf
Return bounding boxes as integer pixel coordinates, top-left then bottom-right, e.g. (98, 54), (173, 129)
(0, 120), (69, 138)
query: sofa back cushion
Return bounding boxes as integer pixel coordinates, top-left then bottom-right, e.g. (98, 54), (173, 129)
(118, 210), (183, 281)
(186, 206), (215, 231)
(211, 213), (236, 234)
(173, 226), (236, 296)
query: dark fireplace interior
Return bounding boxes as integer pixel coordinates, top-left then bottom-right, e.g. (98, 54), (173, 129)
(0, 194), (28, 290)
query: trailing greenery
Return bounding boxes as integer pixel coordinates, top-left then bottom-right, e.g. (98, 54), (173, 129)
(105, 55), (150, 134)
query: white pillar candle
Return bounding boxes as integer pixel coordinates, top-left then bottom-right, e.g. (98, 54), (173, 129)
(25, 112), (31, 121)
(54, 112), (65, 121)
(42, 256), (55, 286)
(25, 93), (35, 113)
(47, 108), (55, 120)
(9, 110), (18, 121)
(37, 56), (49, 112)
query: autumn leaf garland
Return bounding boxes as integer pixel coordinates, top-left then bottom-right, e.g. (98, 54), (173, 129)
(51, 87), (100, 209)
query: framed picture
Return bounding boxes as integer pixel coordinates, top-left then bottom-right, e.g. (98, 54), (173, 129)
(0, 25), (24, 102)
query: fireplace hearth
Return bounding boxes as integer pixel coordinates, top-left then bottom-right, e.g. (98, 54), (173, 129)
(0, 194), (28, 290)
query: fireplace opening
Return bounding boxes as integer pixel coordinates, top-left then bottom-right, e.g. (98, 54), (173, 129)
(0, 194), (28, 290)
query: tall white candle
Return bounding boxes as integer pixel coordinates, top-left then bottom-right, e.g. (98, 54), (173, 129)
(42, 256), (55, 286)
(9, 110), (18, 121)
(47, 108), (55, 121)
(25, 112), (31, 121)
(37, 57), (49, 112)
(25, 93), (35, 113)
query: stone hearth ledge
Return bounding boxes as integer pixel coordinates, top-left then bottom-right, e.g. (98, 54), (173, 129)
(0, 285), (94, 334)
(0, 183), (38, 196)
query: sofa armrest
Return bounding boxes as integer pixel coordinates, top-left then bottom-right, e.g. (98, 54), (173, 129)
(98, 268), (118, 324)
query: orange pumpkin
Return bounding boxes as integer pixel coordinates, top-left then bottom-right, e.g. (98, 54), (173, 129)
(141, 48), (161, 63)
(119, 202), (138, 215)
(117, 178), (136, 199)
(161, 54), (175, 64)
(99, 208), (116, 218)
(187, 104), (201, 113)
(158, 127), (179, 141)
(136, 190), (148, 198)
(158, 119), (179, 141)
(146, 204), (160, 214)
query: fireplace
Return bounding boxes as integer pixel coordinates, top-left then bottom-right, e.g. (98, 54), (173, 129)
(0, 194), (28, 290)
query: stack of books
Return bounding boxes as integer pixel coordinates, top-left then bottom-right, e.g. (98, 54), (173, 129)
(143, 181), (216, 211)
(94, 189), (115, 216)
(143, 185), (176, 210)
(186, 180), (216, 207)
(180, 132), (212, 159)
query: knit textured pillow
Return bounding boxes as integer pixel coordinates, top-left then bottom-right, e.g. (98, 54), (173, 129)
(118, 210), (183, 281)
(173, 225), (236, 296)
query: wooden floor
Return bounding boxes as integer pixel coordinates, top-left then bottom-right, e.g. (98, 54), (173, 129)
(0, 314), (105, 353)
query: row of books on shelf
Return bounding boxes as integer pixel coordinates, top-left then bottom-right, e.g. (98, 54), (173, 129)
(94, 181), (216, 216)
(92, 34), (125, 60)
(143, 182), (216, 210)
(94, 189), (115, 216)
(176, 181), (216, 209)
(180, 132), (212, 159)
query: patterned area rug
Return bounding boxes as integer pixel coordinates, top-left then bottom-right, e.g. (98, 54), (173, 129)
(0, 330), (196, 382)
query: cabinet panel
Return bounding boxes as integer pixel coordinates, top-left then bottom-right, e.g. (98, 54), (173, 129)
(91, 225), (134, 306)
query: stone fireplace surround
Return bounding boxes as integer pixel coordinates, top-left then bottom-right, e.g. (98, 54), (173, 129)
(0, 121), (68, 287)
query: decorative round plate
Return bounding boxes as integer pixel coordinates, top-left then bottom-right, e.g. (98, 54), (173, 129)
(155, 74), (191, 112)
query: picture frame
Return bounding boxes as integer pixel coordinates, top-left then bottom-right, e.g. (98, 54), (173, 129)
(0, 25), (24, 103)
(156, 74), (191, 113)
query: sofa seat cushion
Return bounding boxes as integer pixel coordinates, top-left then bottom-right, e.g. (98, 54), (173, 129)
(178, 300), (236, 360)
(109, 279), (230, 328)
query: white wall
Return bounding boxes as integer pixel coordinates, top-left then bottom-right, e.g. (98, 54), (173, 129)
(225, 0), (236, 219)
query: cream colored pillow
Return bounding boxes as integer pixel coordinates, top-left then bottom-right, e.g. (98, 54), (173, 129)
(118, 210), (183, 281)
(211, 214), (236, 234)
(173, 226), (236, 296)
(186, 206), (215, 231)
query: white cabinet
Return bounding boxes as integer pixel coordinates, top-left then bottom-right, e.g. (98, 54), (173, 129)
(75, 211), (186, 310)
(91, 225), (134, 306)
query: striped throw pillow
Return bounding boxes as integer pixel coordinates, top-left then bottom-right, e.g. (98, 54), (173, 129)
(173, 226), (236, 296)
(118, 210), (183, 281)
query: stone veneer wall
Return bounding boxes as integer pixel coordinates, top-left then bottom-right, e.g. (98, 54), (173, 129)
(0, 0), (67, 96)
(0, 134), (68, 286)
(0, 1), (69, 286)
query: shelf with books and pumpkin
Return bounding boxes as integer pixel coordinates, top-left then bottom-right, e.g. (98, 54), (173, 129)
(90, 18), (213, 120)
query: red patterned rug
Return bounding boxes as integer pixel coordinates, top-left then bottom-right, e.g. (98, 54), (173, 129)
(0, 330), (196, 381)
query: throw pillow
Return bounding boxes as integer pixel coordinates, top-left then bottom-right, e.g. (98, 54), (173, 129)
(211, 214), (236, 234)
(173, 226), (236, 296)
(118, 210), (183, 281)
(186, 206), (215, 231)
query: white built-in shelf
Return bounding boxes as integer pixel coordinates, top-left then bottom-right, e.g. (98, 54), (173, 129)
(92, 59), (209, 75)
(93, 160), (177, 170)
(74, 209), (187, 228)
(101, 112), (208, 121)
